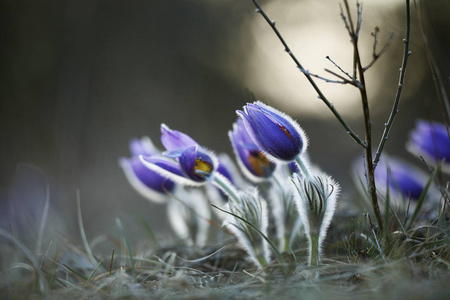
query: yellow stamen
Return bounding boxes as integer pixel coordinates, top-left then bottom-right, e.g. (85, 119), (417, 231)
(194, 157), (213, 177)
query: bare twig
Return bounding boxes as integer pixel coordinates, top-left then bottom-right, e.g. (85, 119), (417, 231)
(299, 67), (353, 85)
(363, 29), (395, 72)
(373, 0), (411, 166)
(251, 0), (366, 148)
(324, 68), (357, 86)
(341, 0), (383, 231)
(326, 56), (354, 80)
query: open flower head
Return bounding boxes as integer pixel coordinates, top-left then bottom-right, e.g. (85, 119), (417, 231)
(140, 147), (218, 187)
(237, 101), (308, 163)
(229, 118), (276, 182)
(140, 125), (219, 186)
(120, 137), (176, 203)
(406, 120), (450, 173)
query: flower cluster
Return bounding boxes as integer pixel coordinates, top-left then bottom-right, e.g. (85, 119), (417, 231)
(121, 101), (340, 267)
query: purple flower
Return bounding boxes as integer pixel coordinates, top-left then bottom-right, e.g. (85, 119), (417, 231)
(160, 123), (198, 155)
(355, 155), (435, 204)
(406, 120), (450, 173)
(140, 125), (219, 186)
(376, 159), (425, 200)
(237, 101), (308, 162)
(229, 118), (276, 181)
(120, 137), (176, 203)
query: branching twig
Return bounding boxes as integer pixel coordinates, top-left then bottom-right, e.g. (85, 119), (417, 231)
(341, 0), (383, 231)
(324, 69), (358, 86)
(373, 0), (411, 166)
(251, 0), (366, 148)
(299, 67), (353, 85)
(363, 29), (395, 72)
(326, 56), (354, 80)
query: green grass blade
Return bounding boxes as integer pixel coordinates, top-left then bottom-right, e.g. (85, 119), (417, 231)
(115, 218), (136, 277)
(15, 163), (51, 255)
(77, 191), (103, 271)
(211, 204), (289, 274)
(139, 216), (160, 248)
(0, 228), (48, 292)
(61, 263), (89, 282)
(87, 259), (103, 282)
(406, 172), (434, 230)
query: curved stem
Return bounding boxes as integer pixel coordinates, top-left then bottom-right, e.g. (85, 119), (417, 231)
(211, 173), (241, 204)
(295, 155), (311, 178)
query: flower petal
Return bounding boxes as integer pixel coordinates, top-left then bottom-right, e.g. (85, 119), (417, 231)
(229, 118), (276, 181)
(161, 123), (198, 152)
(407, 120), (450, 173)
(129, 136), (158, 156)
(140, 155), (205, 186)
(119, 157), (173, 203)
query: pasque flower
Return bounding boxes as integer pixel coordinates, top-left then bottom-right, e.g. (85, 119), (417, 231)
(292, 172), (339, 266)
(354, 154), (438, 212)
(237, 101), (308, 163)
(140, 124), (240, 202)
(406, 120), (450, 173)
(120, 137), (176, 203)
(375, 157), (427, 200)
(229, 118), (276, 182)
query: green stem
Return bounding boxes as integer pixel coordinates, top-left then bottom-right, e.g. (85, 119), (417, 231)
(295, 155), (311, 178)
(283, 236), (290, 253)
(257, 254), (269, 268)
(309, 233), (320, 266)
(211, 173), (241, 204)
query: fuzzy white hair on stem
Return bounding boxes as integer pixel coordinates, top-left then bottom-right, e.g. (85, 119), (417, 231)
(167, 189), (211, 247)
(222, 187), (270, 269)
(292, 172), (339, 266)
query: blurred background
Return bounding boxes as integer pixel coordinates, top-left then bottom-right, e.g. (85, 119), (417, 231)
(0, 0), (449, 248)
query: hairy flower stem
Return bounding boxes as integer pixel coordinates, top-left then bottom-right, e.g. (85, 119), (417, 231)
(309, 233), (320, 266)
(295, 155), (311, 178)
(211, 173), (241, 204)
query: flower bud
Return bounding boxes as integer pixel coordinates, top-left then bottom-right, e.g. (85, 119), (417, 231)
(237, 101), (308, 163)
